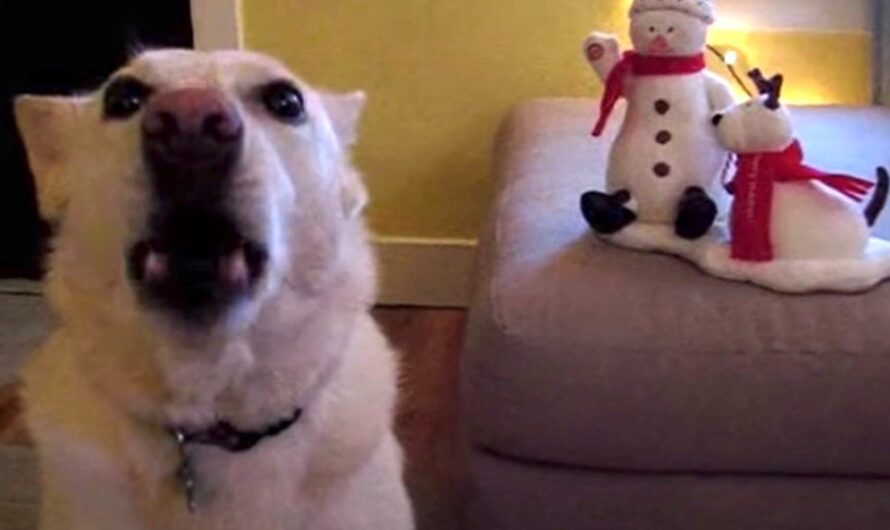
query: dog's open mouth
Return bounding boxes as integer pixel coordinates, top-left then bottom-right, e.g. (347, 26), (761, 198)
(126, 208), (268, 320)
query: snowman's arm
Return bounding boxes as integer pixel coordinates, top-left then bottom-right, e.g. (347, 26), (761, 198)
(705, 72), (736, 113)
(583, 33), (622, 82)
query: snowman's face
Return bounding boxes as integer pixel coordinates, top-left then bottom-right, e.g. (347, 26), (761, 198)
(711, 97), (795, 154)
(630, 11), (708, 57)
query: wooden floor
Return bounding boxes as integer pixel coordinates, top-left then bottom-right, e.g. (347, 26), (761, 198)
(0, 307), (467, 528)
(0, 382), (27, 447)
(376, 308), (468, 529)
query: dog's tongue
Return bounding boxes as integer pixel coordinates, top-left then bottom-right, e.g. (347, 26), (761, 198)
(144, 248), (249, 289)
(219, 250), (249, 288)
(144, 252), (169, 284)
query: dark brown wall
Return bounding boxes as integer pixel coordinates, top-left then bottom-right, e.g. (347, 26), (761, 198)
(0, 1), (193, 278)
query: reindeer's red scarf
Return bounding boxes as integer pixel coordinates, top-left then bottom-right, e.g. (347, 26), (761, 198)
(731, 140), (873, 262)
(592, 51), (706, 137)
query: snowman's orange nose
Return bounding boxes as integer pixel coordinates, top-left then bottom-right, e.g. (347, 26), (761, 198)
(649, 35), (670, 54)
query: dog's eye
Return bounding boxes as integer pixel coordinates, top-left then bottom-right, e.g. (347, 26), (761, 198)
(103, 77), (153, 120)
(261, 81), (306, 124)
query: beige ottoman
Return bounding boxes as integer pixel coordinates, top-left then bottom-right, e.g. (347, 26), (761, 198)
(461, 99), (890, 529)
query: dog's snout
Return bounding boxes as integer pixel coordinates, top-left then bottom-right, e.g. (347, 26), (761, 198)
(711, 114), (724, 127)
(142, 89), (244, 204)
(142, 89), (243, 164)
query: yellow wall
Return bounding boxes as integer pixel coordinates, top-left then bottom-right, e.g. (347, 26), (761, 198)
(242, 1), (872, 240)
(708, 30), (872, 104)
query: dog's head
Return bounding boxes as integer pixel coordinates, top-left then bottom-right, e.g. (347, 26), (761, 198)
(15, 50), (371, 333)
(710, 69), (794, 154)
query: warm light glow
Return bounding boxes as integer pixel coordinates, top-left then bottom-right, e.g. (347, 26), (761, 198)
(783, 89), (833, 106)
(713, 17), (755, 31)
(724, 50), (738, 66)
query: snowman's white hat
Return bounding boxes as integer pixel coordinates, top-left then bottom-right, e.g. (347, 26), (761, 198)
(630, 0), (715, 25)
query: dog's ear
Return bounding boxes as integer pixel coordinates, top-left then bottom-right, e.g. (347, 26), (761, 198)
(318, 91), (368, 218)
(14, 95), (89, 219)
(320, 91), (366, 148)
(339, 166), (369, 220)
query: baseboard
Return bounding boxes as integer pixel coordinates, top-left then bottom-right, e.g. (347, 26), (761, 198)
(374, 237), (477, 308)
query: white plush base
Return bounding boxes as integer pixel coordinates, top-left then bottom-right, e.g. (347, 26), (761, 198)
(604, 223), (890, 293)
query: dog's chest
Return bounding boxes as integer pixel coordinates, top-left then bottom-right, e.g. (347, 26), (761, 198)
(155, 436), (313, 529)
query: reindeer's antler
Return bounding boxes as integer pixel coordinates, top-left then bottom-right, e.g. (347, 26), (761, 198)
(748, 69), (772, 95)
(748, 69), (784, 110)
(770, 75), (784, 100)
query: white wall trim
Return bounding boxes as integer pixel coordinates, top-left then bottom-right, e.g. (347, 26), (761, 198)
(191, 0), (243, 51)
(374, 237), (478, 308)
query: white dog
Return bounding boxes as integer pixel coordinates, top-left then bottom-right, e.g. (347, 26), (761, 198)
(14, 49), (414, 530)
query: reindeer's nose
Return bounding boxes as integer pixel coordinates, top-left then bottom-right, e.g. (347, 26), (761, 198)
(711, 114), (724, 127)
(142, 88), (243, 167)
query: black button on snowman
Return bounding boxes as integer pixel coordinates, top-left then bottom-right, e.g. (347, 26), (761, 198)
(653, 101), (672, 178)
(580, 0), (734, 240)
(653, 162), (671, 178)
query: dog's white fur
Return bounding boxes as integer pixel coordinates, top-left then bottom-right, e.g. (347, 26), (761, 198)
(714, 94), (874, 260)
(14, 49), (414, 530)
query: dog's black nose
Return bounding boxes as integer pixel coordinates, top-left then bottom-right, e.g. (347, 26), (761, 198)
(142, 89), (243, 158)
(142, 89), (243, 202)
(711, 114), (724, 127)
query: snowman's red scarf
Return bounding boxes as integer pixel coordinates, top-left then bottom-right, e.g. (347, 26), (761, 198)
(592, 51), (706, 137)
(730, 139), (874, 262)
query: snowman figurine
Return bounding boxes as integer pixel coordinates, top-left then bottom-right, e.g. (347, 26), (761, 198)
(580, 0), (734, 240)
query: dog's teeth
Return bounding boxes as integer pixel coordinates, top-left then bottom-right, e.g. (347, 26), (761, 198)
(220, 250), (249, 288)
(145, 252), (169, 283)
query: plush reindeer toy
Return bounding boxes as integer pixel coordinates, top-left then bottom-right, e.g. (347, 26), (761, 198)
(712, 69), (889, 262)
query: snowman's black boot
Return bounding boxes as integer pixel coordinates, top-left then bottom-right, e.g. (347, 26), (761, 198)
(580, 190), (637, 235)
(675, 186), (717, 240)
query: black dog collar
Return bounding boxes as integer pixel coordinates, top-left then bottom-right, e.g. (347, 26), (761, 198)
(169, 407), (303, 512)
(165, 351), (342, 512)
(171, 408), (303, 453)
